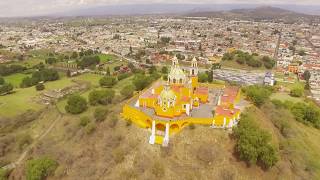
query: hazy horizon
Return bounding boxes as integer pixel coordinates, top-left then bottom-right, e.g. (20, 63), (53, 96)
(1, 1), (320, 17)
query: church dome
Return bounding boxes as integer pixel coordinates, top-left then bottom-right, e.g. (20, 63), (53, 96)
(159, 84), (176, 107)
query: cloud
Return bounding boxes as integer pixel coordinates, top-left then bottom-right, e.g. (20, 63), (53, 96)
(0, 0), (319, 17)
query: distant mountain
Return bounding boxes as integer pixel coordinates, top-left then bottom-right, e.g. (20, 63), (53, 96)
(51, 4), (320, 17)
(185, 6), (320, 22)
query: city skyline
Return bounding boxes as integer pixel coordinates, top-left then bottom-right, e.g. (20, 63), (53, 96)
(1, 0), (320, 17)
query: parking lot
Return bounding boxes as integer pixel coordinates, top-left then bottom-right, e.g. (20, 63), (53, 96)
(213, 69), (265, 85)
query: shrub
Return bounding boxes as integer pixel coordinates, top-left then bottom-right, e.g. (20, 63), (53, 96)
(290, 87), (303, 97)
(65, 95), (87, 114)
(0, 76), (4, 85)
(126, 119), (132, 127)
(233, 112), (278, 168)
(198, 72), (208, 83)
(26, 157), (58, 180)
(0, 83), (13, 95)
(79, 116), (90, 127)
(89, 89), (115, 105)
(132, 74), (153, 91)
(99, 76), (117, 87)
(35, 83), (45, 91)
(189, 123), (195, 130)
(85, 123), (96, 134)
(243, 85), (272, 107)
(117, 73), (131, 81)
(0, 169), (9, 180)
(17, 134), (33, 150)
(161, 66), (168, 74)
(120, 85), (135, 99)
(109, 115), (118, 128)
(94, 108), (108, 122)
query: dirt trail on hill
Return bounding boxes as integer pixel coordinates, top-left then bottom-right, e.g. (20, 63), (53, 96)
(1, 113), (62, 171)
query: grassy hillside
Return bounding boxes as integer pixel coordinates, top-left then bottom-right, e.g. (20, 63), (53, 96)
(4, 98), (320, 179)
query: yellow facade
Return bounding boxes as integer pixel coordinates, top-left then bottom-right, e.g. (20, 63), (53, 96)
(121, 56), (243, 145)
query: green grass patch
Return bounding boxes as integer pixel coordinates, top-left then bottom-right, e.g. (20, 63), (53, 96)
(4, 73), (29, 87)
(270, 93), (304, 103)
(98, 54), (118, 63)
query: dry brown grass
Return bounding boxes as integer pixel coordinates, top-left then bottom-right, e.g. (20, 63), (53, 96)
(5, 101), (320, 180)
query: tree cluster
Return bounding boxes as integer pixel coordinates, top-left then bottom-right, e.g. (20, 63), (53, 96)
(45, 57), (58, 65)
(243, 85), (273, 107)
(233, 112), (279, 169)
(88, 89), (115, 105)
(26, 157), (58, 180)
(0, 64), (26, 76)
(20, 69), (59, 88)
(272, 100), (320, 128)
(99, 76), (118, 87)
(0, 78), (13, 95)
(222, 51), (275, 69)
(65, 95), (88, 114)
(77, 55), (100, 69)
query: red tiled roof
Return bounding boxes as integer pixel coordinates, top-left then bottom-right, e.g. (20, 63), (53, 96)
(140, 90), (158, 99)
(195, 87), (208, 95)
(215, 106), (240, 117)
(221, 87), (239, 103)
(181, 96), (190, 102)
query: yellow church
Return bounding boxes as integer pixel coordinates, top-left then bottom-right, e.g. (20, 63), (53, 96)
(138, 56), (208, 118)
(122, 56), (242, 146)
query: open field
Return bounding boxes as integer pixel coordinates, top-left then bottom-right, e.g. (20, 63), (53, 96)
(220, 59), (269, 71)
(270, 92), (304, 103)
(0, 73), (104, 118)
(98, 54), (118, 63)
(4, 73), (29, 88)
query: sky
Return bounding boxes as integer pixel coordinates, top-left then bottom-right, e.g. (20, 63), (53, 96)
(0, 0), (320, 17)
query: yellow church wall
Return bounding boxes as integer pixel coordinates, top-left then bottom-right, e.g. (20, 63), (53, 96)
(155, 86), (163, 94)
(139, 98), (156, 108)
(122, 105), (152, 128)
(191, 76), (198, 88)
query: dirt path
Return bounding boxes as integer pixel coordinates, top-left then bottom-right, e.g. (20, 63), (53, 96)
(2, 114), (62, 170)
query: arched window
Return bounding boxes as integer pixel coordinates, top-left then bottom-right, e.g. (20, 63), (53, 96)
(173, 79), (176, 83)
(179, 79), (182, 83)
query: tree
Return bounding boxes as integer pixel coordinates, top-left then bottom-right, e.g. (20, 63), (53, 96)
(0, 83), (13, 95)
(243, 85), (272, 107)
(132, 74), (152, 91)
(148, 66), (157, 74)
(120, 84), (135, 99)
(106, 67), (111, 76)
(79, 116), (90, 127)
(66, 69), (71, 77)
(35, 83), (45, 91)
(161, 66), (168, 74)
(233, 112), (278, 168)
(77, 55), (100, 69)
(89, 89), (115, 105)
(26, 157), (58, 180)
(0, 76), (4, 85)
(99, 76), (117, 87)
(198, 73), (208, 83)
(94, 108), (109, 122)
(71, 51), (78, 59)
(207, 70), (213, 83)
(45, 57), (57, 65)
(298, 49), (306, 56)
(303, 70), (311, 82)
(65, 95), (88, 114)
